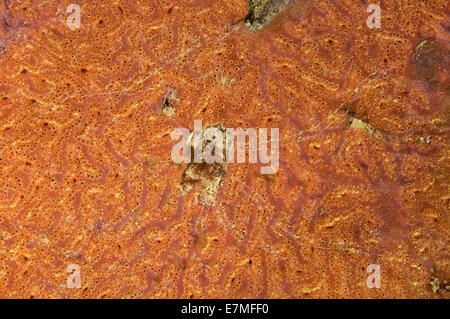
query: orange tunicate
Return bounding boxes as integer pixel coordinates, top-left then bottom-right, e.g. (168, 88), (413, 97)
(0, 0), (448, 299)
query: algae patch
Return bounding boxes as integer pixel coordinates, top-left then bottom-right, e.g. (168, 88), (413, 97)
(430, 275), (449, 294)
(244, 0), (289, 30)
(161, 88), (178, 116)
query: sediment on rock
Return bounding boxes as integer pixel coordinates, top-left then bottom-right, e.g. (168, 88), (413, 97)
(179, 124), (227, 206)
(180, 162), (227, 206)
(342, 107), (386, 141)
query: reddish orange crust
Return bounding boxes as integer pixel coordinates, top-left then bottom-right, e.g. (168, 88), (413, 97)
(0, 0), (448, 298)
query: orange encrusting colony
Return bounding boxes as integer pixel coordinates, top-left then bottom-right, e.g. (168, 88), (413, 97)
(0, 0), (449, 298)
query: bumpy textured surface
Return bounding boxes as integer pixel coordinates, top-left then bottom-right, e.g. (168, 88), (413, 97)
(0, 0), (449, 298)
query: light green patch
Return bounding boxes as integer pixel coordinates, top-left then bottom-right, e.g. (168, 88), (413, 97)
(349, 117), (384, 141)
